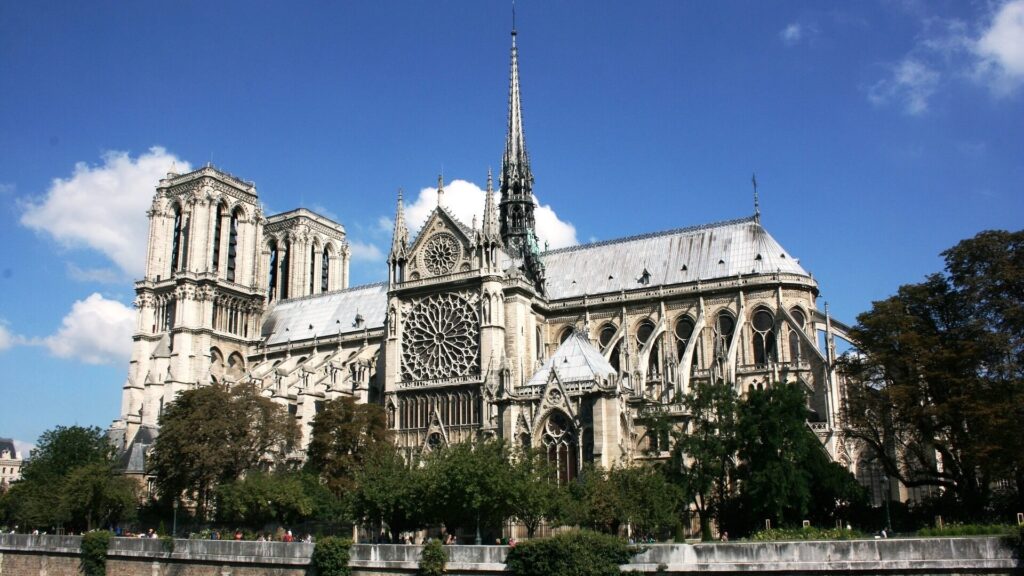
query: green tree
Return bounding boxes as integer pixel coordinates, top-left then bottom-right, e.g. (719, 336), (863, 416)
(148, 383), (299, 520)
(562, 465), (622, 534)
(667, 380), (738, 540)
(351, 445), (425, 541)
(305, 397), (391, 496)
(507, 447), (566, 538)
(61, 462), (138, 531)
(215, 470), (319, 528)
(1, 425), (132, 532)
(421, 440), (513, 538)
(735, 382), (817, 528)
(842, 229), (1024, 518)
(607, 465), (682, 540)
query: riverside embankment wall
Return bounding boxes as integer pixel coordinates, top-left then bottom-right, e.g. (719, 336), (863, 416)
(0, 533), (1019, 575)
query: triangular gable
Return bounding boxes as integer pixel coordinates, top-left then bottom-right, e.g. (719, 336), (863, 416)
(532, 371), (576, 436)
(421, 406), (449, 451)
(408, 206), (475, 256)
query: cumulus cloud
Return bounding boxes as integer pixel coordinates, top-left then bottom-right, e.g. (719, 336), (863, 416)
(12, 439), (36, 459)
(0, 322), (15, 351)
(349, 240), (384, 262)
(869, 58), (940, 115)
(42, 293), (134, 365)
(973, 0), (1024, 95)
(780, 23), (804, 45)
(870, 2), (1024, 113)
(401, 178), (578, 250)
(20, 147), (190, 279)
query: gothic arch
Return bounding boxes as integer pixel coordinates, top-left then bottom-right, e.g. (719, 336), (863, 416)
(750, 306), (776, 366)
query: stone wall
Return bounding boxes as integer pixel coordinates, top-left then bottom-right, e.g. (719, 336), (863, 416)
(0, 534), (1019, 575)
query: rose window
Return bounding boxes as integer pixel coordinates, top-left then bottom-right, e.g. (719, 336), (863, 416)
(422, 233), (460, 276)
(401, 293), (479, 381)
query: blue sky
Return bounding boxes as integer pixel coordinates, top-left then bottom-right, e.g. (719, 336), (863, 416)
(1, 1), (1022, 454)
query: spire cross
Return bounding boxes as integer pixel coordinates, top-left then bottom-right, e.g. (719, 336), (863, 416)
(752, 173), (761, 222)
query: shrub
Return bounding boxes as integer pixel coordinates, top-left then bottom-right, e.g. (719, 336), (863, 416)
(419, 538), (447, 576)
(311, 536), (353, 576)
(750, 526), (862, 541)
(917, 524), (1015, 537)
(159, 534), (175, 553)
(79, 530), (112, 576)
(504, 530), (635, 576)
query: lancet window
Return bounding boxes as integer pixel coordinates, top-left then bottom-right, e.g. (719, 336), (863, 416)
(211, 203), (224, 272)
(543, 411), (577, 484)
(599, 323), (620, 372)
(751, 308), (776, 366)
(226, 208), (240, 282)
(789, 307), (806, 362)
(321, 245), (331, 292)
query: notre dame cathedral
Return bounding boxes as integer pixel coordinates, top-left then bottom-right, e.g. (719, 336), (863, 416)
(109, 28), (857, 484)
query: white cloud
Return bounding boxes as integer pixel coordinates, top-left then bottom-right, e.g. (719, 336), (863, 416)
(66, 263), (125, 284)
(20, 147), (190, 279)
(42, 293), (134, 365)
(869, 57), (940, 115)
(349, 240), (384, 262)
(12, 439), (36, 459)
(0, 322), (15, 351)
(0, 183), (14, 196)
(973, 0), (1024, 95)
(869, 2), (1024, 113)
(402, 178), (578, 250)
(781, 23), (803, 45)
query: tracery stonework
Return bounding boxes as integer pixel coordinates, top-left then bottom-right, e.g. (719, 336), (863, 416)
(401, 292), (479, 381)
(421, 233), (460, 276)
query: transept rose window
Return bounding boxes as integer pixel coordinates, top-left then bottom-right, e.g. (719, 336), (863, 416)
(401, 293), (479, 381)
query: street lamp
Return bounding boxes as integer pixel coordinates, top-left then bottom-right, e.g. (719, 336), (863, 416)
(881, 475), (892, 534)
(172, 499), (178, 537)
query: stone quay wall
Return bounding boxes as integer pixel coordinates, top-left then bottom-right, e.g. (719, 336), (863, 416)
(0, 533), (1019, 575)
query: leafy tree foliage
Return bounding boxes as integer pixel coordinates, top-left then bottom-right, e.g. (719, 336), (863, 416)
(667, 380), (738, 540)
(420, 440), (514, 537)
(310, 536), (353, 576)
(61, 462), (138, 531)
(215, 470), (327, 528)
(148, 383), (299, 520)
(842, 229), (1024, 518)
(351, 445), (426, 541)
(735, 382), (818, 528)
(507, 447), (566, 538)
(305, 397), (391, 496)
(562, 464), (680, 539)
(504, 530), (634, 576)
(1, 426), (136, 531)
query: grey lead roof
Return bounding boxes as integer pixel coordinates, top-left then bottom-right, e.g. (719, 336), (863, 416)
(527, 331), (616, 387)
(541, 216), (810, 300)
(258, 217), (811, 345)
(262, 282), (388, 345)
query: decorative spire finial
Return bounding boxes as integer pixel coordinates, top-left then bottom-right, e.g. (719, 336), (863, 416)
(499, 12), (536, 252)
(437, 174), (444, 206)
(390, 188), (409, 261)
(752, 172), (760, 223)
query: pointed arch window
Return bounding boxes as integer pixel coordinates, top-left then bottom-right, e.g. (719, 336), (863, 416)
(751, 308), (776, 366)
(279, 242), (291, 300)
(211, 203), (224, 272)
(321, 245), (331, 293)
(714, 312), (735, 362)
(637, 320), (660, 379)
(267, 241), (279, 300)
(559, 327), (573, 344)
(227, 208), (240, 282)
(599, 323), (620, 372)
(789, 308), (806, 362)
(309, 243), (317, 296)
(674, 315), (698, 368)
(543, 411), (577, 484)
(170, 207), (183, 272)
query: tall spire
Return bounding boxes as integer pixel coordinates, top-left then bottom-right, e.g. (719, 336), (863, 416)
(499, 17), (536, 252)
(482, 168), (501, 242)
(752, 172), (761, 223)
(436, 174), (445, 207)
(389, 188), (408, 260)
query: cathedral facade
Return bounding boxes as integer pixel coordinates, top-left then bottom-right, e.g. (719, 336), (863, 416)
(110, 30), (855, 480)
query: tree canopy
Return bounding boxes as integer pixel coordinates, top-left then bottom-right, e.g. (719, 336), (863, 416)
(841, 229), (1024, 519)
(0, 425), (136, 531)
(305, 396), (391, 496)
(148, 383), (299, 520)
